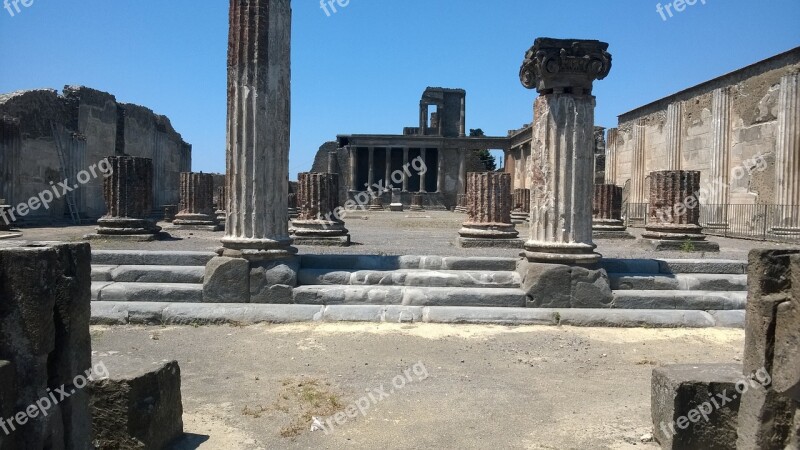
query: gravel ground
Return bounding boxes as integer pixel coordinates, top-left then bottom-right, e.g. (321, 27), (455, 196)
(90, 323), (745, 450)
(6, 211), (798, 259)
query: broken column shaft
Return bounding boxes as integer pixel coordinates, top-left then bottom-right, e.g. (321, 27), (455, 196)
(94, 156), (161, 240)
(172, 172), (220, 231)
(290, 172), (350, 246)
(458, 172), (521, 248)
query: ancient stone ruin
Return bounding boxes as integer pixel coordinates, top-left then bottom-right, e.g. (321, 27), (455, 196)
(290, 172), (351, 246)
(458, 172), (520, 248)
(592, 184), (633, 239)
(172, 172), (221, 231)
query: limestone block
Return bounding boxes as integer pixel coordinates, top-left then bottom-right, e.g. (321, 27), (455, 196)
(203, 256), (250, 304)
(519, 261), (612, 308)
(88, 361), (183, 450)
(651, 364), (742, 450)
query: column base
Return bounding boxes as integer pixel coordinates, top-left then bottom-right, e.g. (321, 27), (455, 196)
(592, 219), (634, 239)
(641, 238), (720, 252)
(92, 218), (163, 241)
(219, 237), (297, 261)
(459, 223), (519, 240)
(524, 241), (601, 265)
(290, 220), (351, 247)
(390, 204), (404, 212)
(409, 206), (425, 212)
(457, 237), (524, 249)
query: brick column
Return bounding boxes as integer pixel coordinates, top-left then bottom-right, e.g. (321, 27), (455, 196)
(458, 172), (521, 248)
(520, 38), (612, 264)
(642, 170), (718, 251)
(290, 173), (350, 246)
(173, 172), (220, 231)
(94, 156), (161, 240)
(592, 184), (632, 239)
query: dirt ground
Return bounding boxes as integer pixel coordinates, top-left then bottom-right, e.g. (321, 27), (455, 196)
(90, 323), (745, 449)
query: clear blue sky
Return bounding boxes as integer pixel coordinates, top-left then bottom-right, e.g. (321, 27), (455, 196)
(1, 0), (798, 176)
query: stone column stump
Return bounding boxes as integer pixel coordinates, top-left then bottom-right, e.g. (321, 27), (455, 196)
(511, 188), (531, 224)
(163, 205), (178, 223)
(410, 194), (425, 211)
(369, 197), (384, 211)
(171, 172), (221, 231)
(454, 194), (467, 213)
(642, 170), (719, 251)
(215, 185), (227, 226)
(390, 188), (404, 212)
(290, 172), (351, 246)
(89, 156), (162, 241)
(592, 184), (633, 239)
(458, 172), (521, 248)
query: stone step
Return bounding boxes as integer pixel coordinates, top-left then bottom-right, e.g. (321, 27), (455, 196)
(609, 273), (747, 291)
(293, 285), (527, 308)
(299, 255), (517, 272)
(297, 269), (521, 288)
(599, 259), (747, 275)
(91, 302), (744, 329)
(611, 290), (747, 310)
(92, 265), (205, 284)
(92, 250), (215, 267)
(92, 282), (204, 303)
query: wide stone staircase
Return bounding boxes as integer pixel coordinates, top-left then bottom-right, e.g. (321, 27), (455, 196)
(90, 251), (748, 327)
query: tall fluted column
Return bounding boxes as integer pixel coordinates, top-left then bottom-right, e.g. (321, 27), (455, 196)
(605, 128), (618, 185)
(459, 96), (466, 137)
(436, 149), (444, 193)
(630, 119), (647, 205)
(707, 88), (731, 230)
(457, 148), (466, 194)
(642, 170), (718, 251)
(665, 101), (683, 170)
(773, 72), (800, 235)
(222, 0), (294, 258)
(94, 156), (161, 240)
(458, 172), (520, 248)
(402, 148), (409, 192)
(367, 147), (375, 190)
(172, 172), (220, 230)
(385, 148), (392, 186)
(592, 184), (633, 239)
(290, 172), (350, 246)
(419, 148), (427, 193)
(349, 146), (358, 191)
(519, 38), (612, 264)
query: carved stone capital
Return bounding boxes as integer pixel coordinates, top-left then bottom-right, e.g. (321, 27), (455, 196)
(520, 38), (612, 95)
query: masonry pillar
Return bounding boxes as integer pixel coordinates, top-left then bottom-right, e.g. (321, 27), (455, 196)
(454, 194), (467, 213)
(519, 38), (612, 264)
(592, 184), (633, 239)
(773, 71), (800, 236)
(402, 148), (409, 192)
(172, 173), (220, 231)
(511, 188), (531, 224)
(458, 172), (521, 248)
(349, 146), (358, 192)
(419, 148), (427, 193)
(92, 156), (162, 241)
(215, 184), (227, 224)
(204, 0), (297, 306)
(367, 147), (375, 190)
(290, 172), (350, 246)
(420, 103), (428, 135)
(288, 193), (299, 219)
(642, 170), (719, 251)
(385, 148), (392, 186)
(707, 87), (731, 231)
(458, 148), (466, 194)
(629, 118), (648, 225)
(665, 101), (683, 171)
(410, 193), (425, 211)
(459, 96), (466, 137)
(437, 149), (444, 193)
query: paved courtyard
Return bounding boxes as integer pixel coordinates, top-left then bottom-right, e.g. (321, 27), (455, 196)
(90, 323), (745, 449)
(7, 210), (798, 259)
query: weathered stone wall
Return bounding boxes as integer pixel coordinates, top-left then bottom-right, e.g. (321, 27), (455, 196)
(0, 86), (192, 224)
(610, 48), (800, 207)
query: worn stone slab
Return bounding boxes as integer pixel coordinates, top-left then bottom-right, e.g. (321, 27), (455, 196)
(293, 285), (526, 308)
(651, 364), (742, 449)
(93, 282), (203, 303)
(612, 290), (746, 310)
(708, 310), (746, 329)
(89, 361), (183, 450)
(557, 309), (716, 328)
(609, 273), (747, 291)
(599, 259), (661, 274)
(203, 257), (250, 304)
(298, 268), (521, 288)
(519, 261), (613, 308)
(92, 264), (115, 281)
(457, 237), (524, 249)
(162, 303), (323, 325)
(658, 259), (748, 275)
(107, 265), (205, 284)
(423, 307), (558, 325)
(298, 254), (518, 272)
(91, 250), (216, 266)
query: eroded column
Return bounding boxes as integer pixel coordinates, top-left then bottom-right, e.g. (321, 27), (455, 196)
(773, 72), (800, 236)
(592, 184), (632, 239)
(419, 148), (428, 193)
(605, 128), (618, 185)
(458, 172), (520, 248)
(642, 170), (718, 251)
(290, 172), (350, 246)
(707, 88), (731, 231)
(172, 172), (220, 231)
(665, 101), (683, 171)
(519, 38), (612, 264)
(93, 156), (161, 240)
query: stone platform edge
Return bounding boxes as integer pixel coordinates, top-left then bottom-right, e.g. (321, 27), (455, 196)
(91, 302), (744, 329)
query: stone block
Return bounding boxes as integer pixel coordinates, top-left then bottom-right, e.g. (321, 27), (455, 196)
(89, 361), (183, 450)
(203, 256), (250, 303)
(519, 261), (612, 308)
(250, 257), (299, 304)
(651, 364), (743, 449)
(0, 360), (14, 450)
(736, 383), (797, 450)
